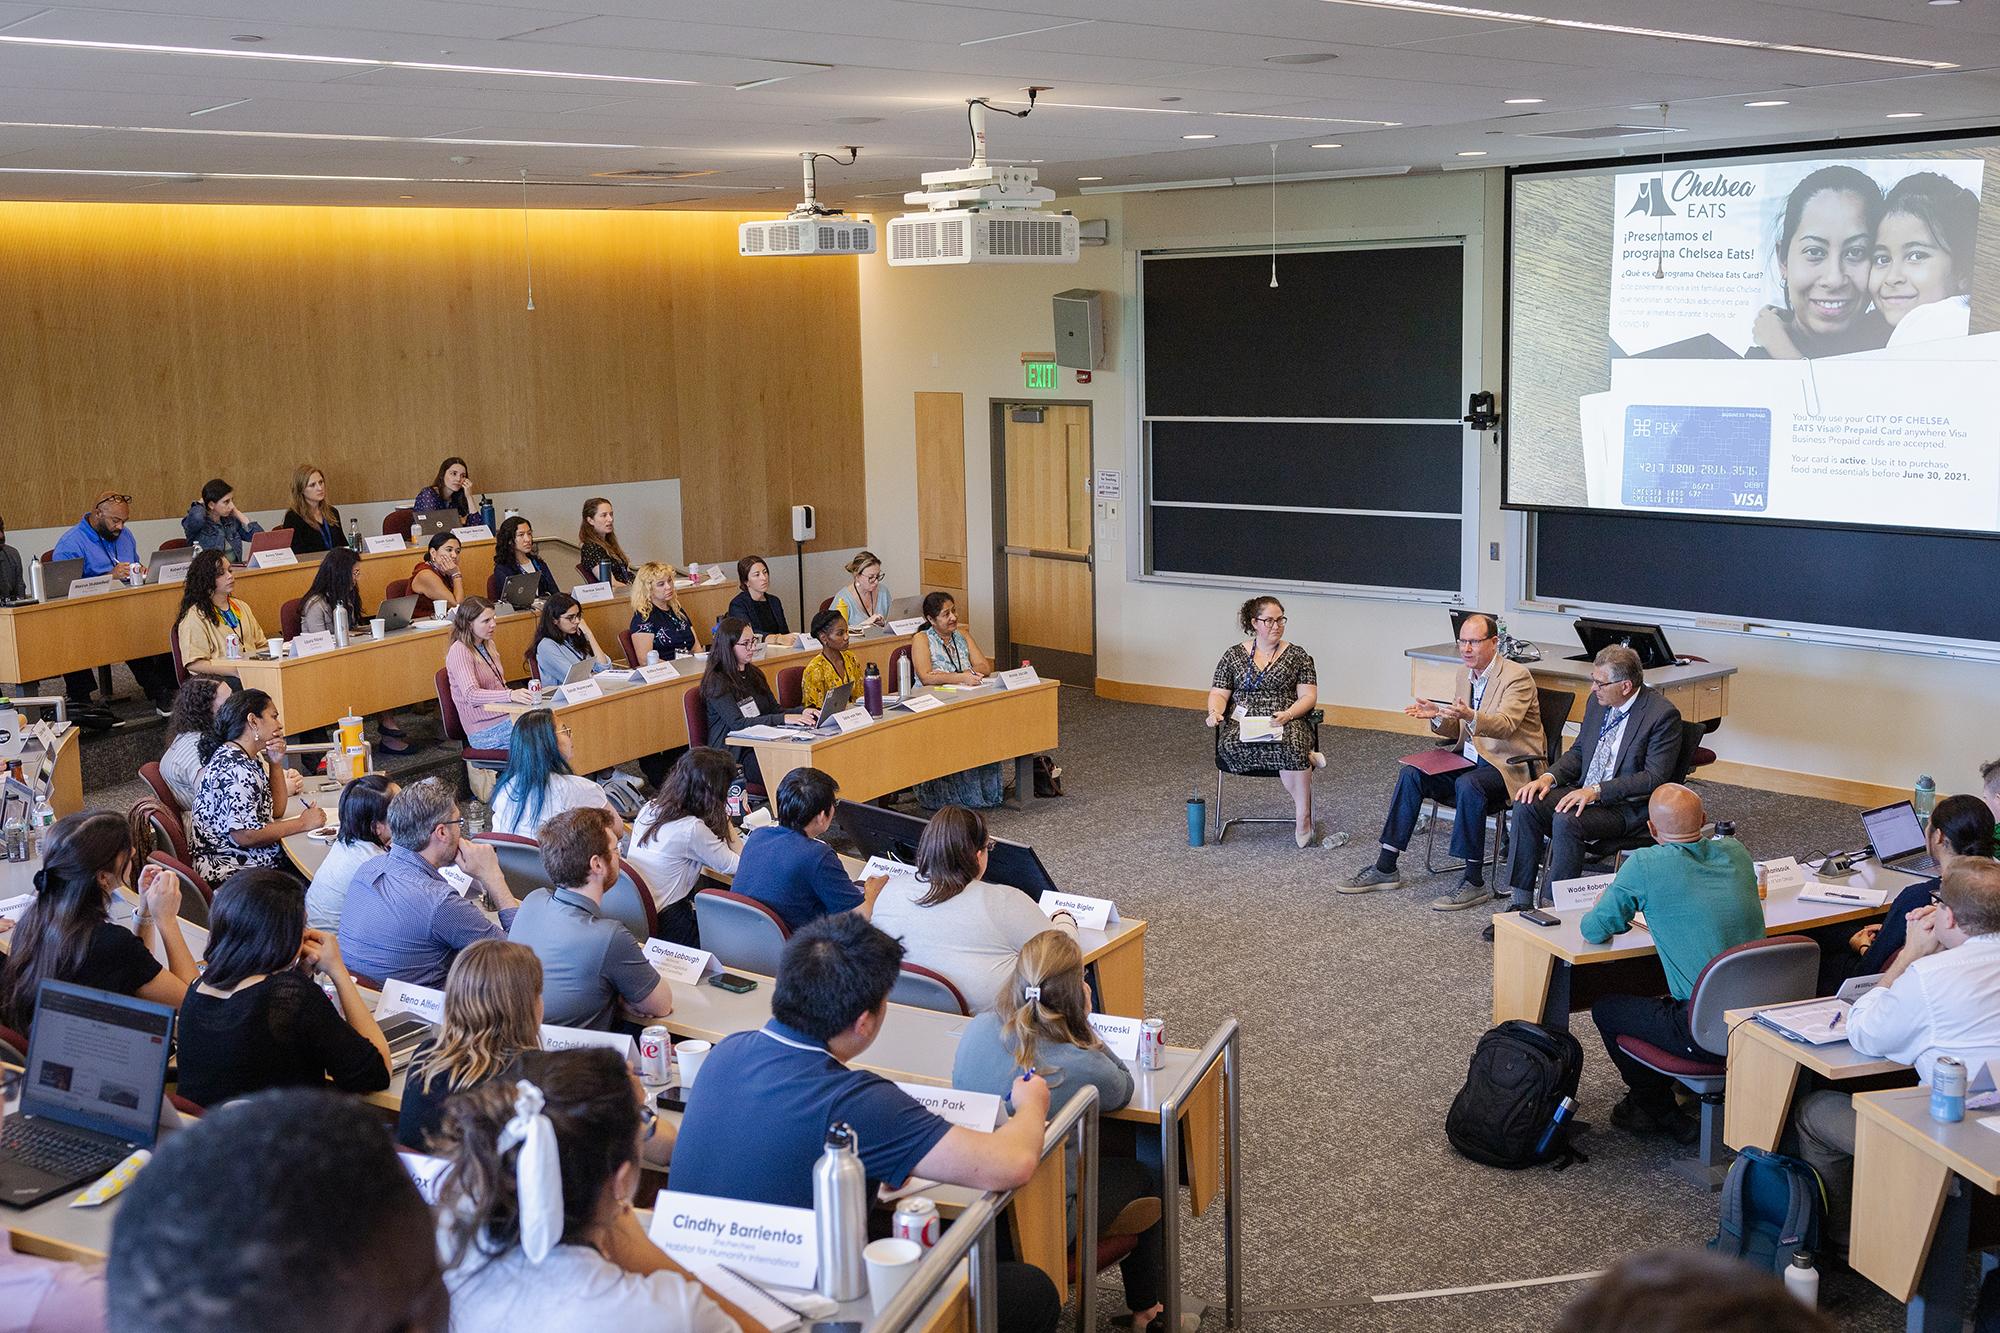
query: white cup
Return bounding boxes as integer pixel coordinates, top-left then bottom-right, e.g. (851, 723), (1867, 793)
(268, 638), (284, 659)
(370, 618), (386, 640)
(432, 599), (448, 621)
(864, 1238), (923, 1314)
(675, 1039), (712, 1087)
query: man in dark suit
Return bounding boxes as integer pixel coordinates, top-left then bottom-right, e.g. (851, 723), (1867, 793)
(1498, 644), (1684, 915)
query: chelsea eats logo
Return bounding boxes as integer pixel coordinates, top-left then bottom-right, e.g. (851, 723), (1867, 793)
(1627, 169), (1754, 220)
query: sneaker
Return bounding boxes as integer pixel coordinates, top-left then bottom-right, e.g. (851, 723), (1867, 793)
(1610, 1094), (1699, 1144)
(1339, 865), (1402, 894)
(1430, 881), (1491, 911)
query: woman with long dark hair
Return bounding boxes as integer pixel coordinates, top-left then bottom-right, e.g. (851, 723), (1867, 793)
(175, 549), (268, 678)
(910, 591), (1006, 809)
(174, 867), (390, 1108)
(577, 499), (634, 587)
(724, 554), (793, 644)
(0, 811), (199, 1029)
(159, 676), (231, 810)
(190, 688), (326, 884)
(627, 747), (741, 945)
(305, 773), (398, 931)
(415, 456), (473, 519)
(299, 546), (365, 637)
(411, 531), (466, 610)
(399, 939), (545, 1150)
(180, 477), (263, 563)
(699, 617), (815, 789)
(527, 594), (612, 687)
(494, 516), (559, 601)
(1826, 793), (1997, 990)
(488, 709), (616, 840)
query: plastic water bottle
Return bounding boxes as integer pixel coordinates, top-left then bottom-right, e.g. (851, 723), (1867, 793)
(333, 603), (350, 648)
(1914, 774), (1936, 826)
(862, 663), (883, 717)
(346, 516), (360, 548)
(1784, 1251), (1819, 1307)
(31, 798), (52, 856)
(812, 1123), (868, 1301)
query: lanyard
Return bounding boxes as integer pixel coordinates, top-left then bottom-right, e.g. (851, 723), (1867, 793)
(475, 643), (501, 679)
(930, 629), (966, 672)
(219, 604), (241, 632)
(1241, 642), (1285, 693)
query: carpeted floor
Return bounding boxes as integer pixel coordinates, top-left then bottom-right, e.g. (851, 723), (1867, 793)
(71, 677), (1905, 1329)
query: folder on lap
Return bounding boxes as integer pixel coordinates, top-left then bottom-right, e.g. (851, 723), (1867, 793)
(1398, 748), (1475, 777)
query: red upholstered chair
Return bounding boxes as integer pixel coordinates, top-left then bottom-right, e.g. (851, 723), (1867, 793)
(691, 889), (790, 976)
(139, 761), (179, 811)
(279, 597), (304, 641)
(147, 851), (213, 930)
(383, 577), (412, 604)
(775, 665), (804, 710)
(618, 629), (640, 669)
(0, 1022), (27, 1065)
(683, 687), (709, 749)
(159, 538), (191, 552)
(887, 963), (969, 1015)
(133, 797), (190, 866)
(169, 625), (188, 686)
(383, 508), (415, 539)
(434, 667), (509, 769)
(817, 596), (834, 615)
(485, 569), (507, 601)
(1615, 934), (1820, 1188)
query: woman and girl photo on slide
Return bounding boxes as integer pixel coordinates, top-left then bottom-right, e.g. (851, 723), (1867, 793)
(1750, 163), (1980, 358)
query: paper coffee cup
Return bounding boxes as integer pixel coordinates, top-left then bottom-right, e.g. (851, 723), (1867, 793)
(268, 638), (284, 659)
(675, 1039), (712, 1086)
(370, 618), (386, 640)
(864, 1238), (923, 1314)
(432, 599), (448, 621)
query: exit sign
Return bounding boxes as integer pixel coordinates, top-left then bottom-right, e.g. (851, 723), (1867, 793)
(1024, 359), (1058, 390)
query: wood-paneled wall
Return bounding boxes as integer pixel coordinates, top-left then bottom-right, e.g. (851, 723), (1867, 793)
(0, 202), (863, 556)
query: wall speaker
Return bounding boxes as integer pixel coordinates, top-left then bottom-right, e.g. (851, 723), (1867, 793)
(1052, 288), (1103, 370)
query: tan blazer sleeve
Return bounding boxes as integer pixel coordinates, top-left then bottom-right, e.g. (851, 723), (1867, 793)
(1469, 662), (1537, 741)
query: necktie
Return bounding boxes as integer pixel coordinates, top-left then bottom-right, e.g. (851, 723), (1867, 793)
(1585, 708), (1625, 787)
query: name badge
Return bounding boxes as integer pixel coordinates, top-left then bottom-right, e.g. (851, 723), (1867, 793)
(290, 631), (338, 659)
(249, 548), (298, 569)
(1549, 874), (1614, 913)
(1041, 891), (1118, 931)
(829, 706), (873, 733)
(66, 574), (116, 599)
(363, 534), (406, 554)
(375, 979), (446, 1023)
(1756, 856), (1808, 895)
(560, 679), (603, 704)
(887, 617), (924, 635)
(156, 561), (191, 585)
(644, 938), (723, 984)
(631, 661), (678, 685)
(898, 693), (944, 713)
(996, 665), (1040, 689)
(572, 581), (615, 605)
(402, 1153), (451, 1204)
(452, 524), (494, 542)
(893, 1082), (1005, 1130)
(1085, 1013), (1143, 1063)
(650, 1191), (816, 1289)
(539, 1024), (637, 1063)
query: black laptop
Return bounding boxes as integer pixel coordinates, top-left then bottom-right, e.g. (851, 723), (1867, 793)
(498, 571), (541, 612)
(0, 980), (174, 1208)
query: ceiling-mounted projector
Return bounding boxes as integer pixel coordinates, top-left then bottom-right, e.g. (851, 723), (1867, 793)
(887, 91), (1079, 268)
(740, 147), (876, 258)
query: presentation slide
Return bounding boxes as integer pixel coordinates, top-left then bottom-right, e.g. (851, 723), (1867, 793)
(1507, 135), (2000, 534)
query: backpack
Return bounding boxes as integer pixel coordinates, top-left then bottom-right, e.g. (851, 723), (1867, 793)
(1710, 1146), (1824, 1275)
(1445, 1020), (1586, 1169)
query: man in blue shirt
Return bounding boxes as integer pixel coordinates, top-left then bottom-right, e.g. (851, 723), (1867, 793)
(339, 777), (521, 987)
(49, 491), (177, 716)
(732, 767), (888, 930)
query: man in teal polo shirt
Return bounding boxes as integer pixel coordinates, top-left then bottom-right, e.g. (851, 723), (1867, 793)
(1580, 783), (1764, 1142)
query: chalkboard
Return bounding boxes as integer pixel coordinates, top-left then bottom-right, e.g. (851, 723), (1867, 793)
(1533, 510), (2000, 643)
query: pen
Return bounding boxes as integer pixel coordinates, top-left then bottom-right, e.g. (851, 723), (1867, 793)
(718, 1264), (810, 1319)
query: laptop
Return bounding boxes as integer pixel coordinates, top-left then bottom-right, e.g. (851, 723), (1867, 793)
(411, 511), (458, 540)
(142, 547), (194, 585)
(885, 595), (924, 621)
(0, 981), (174, 1209)
(562, 657), (600, 685)
(378, 1013), (435, 1074)
(245, 528), (296, 560)
(807, 681), (855, 730)
(40, 557), (87, 601)
(498, 571), (540, 612)
(377, 594), (420, 633)
(1860, 800), (1941, 875)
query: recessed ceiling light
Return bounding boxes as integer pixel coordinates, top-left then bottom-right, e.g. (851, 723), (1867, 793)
(1930, 0), (1960, 7)
(1457, 150), (1487, 156)
(1264, 52), (1340, 64)
(1503, 97), (1544, 104)
(1311, 142), (1342, 149)
(0, 34), (704, 85)
(1744, 99), (1790, 107)
(1077, 175), (1103, 181)
(1887, 111), (1925, 118)
(1182, 133), (1216, 139)
(398, 193), (414, 199)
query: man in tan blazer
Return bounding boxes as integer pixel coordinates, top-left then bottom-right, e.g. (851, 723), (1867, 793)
(1341, 614), (1547, 910)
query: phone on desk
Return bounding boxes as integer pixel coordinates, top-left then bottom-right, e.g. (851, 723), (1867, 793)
(708, 972), (758, 993)
(1521, 908), (1562, 927)
(655, 1085), (688, 1113)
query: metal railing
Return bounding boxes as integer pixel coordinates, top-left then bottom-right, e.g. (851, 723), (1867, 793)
(1159, 1018), (1243, 1333)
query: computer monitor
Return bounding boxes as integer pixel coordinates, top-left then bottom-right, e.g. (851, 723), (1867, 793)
(1570, 617), (1677, 670)
(833, 800), (1056, 902)
(1448, 609), (1498, 641)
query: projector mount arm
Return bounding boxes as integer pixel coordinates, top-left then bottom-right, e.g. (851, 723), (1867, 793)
(965, 88), (1044, 168)
(791, 146), (861, 219)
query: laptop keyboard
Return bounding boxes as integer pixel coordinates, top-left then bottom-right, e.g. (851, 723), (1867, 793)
(1, 1119), (125, 1177)
(1902, 853), (1940, 875)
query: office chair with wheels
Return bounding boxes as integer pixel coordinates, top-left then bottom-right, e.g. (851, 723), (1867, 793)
(1212, 709), (1324, 843)
(887, 963), (970, 1015)
(1427, 687), (1574, 875)
(691, 889), (789, 976)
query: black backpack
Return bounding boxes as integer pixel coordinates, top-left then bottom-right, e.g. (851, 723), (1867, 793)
(1710, 1147), (1825, 1275)
(1446, 1020), (1586, 1168)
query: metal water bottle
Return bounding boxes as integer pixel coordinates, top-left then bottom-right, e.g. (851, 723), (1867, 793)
(897, 653), (913, 698)
(333, 603), (350, 648)
(479, 495), (496, 531)
(813, 1122), (867, 1301)
(863, 663), (883, 717)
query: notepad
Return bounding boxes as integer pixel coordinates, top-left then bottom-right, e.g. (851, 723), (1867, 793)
(1238, 716), (1280, 742)
(1754, 997), (1853, 1045)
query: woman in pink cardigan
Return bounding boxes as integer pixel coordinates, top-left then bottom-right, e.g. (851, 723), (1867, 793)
(446, 598), (533, 749)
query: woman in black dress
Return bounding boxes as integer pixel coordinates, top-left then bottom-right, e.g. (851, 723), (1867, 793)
(1205, 596), (1330, 848)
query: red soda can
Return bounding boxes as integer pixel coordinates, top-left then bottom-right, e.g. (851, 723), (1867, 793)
(1139, 1018), (1165, 1071)
(893, 1197), (940, 1249)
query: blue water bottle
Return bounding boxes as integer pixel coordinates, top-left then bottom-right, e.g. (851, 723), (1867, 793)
(479, 495), (496, 531)
(1186, 797), (1206, 848)
(1536, 1095), (1579, 1156)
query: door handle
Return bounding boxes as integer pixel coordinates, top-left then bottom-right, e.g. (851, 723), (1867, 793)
(1002, 546), (1091, 564)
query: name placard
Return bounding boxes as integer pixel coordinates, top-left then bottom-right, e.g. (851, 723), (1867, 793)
(156, 561), (191, 585)
(894, 1081), (1004, 1130)
(632, 661), (678, 685)
(888, 617), (925, 635)
(996, 665), (1041, 690)
(290, 631), (339, 659)
(539, 1024), (637, 1063)
(572, 580), (615, 605)
(650, 1191), (816, 1289)
(375, 978), (446, 1023)
(1086, 1013), (1143, 1063)
(363, 534), (406, 554)
(644, 938), (723, 985)
(829, 706), (873, 733)
(1756, 856), (1809, 895)
(1041, 891), (1118, 931)
(66, 574), (116, 599)
(452, 524), (494, 542)
(401, 1152), (452, 1204)
(1550, 874), (1615, 914)
(898, 693), (944, 713)
(560, 679), (604, 704)
(249, 548), (298, 569)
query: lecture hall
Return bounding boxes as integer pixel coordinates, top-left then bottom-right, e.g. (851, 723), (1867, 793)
(0, 3), (1997, 1331)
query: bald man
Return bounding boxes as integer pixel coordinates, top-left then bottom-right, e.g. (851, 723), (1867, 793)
(1577, 784), (1764, 1141)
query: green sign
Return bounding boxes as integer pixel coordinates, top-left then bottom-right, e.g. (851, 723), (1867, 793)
(1024, 360), (1058, 390)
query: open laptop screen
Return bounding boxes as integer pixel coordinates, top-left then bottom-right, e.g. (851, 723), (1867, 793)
(23, 981), (174, 1146)
(1860, 801), (1927, 862)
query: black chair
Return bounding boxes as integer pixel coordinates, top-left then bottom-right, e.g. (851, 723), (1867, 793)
(1211, 709), (1321, 843)
(1420, 687), (1575, 877)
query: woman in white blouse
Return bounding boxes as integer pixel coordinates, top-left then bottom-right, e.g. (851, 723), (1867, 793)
(488, 710), (620, 841)
(625, 748), (741, 947)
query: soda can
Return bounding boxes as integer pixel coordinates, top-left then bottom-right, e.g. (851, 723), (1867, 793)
(893, 1197), (940, 1250)
(224, 632), (241, 660)
(1932, 1055), (1967, 1123)
(638, 1026), (672, 1085)
(1139, 1018), (1165, 1071)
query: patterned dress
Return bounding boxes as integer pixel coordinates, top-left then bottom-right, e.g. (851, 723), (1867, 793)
(191, 744), (283, 883)
(1211, 642), (1317, 772)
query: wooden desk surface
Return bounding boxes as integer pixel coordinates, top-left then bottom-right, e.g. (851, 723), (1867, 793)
(1722, 1004), (1912, 1152)
(1406, 640), (1736, 725)
(1850, 1087), (2000, 1304)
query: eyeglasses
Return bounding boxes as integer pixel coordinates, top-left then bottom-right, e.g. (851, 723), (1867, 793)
(1456, 634), (1496, 646)
(984, 837), (998, 852)
(1254, 615), (1288, 626)
(437, 817), (468, 832)
(557, 724), (573, 738)
(94, 494), (133, 508)
(1589, 676), (1623, 690)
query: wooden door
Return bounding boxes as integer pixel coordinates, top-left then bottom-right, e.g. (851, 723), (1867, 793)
(999, 403), (1094, 684)
(914, 392), (968, 612)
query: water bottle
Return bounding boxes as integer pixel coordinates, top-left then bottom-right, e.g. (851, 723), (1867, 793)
(1783, 1251), (1819, 1308)
(479, 495), (496, 531)
(897, 653), (913, 698)
(812, 1123), (868, 1301)
(727, 777), (746, 819)
(1914, 774), (1936, 826)
(1186, 797), (1205, 847)
(333, 603), (350, 648)
(2, 809), (25, 862)
(862, 663), (883, 717)
(598, 560), (612, 586)
(346, 516), (360, 548)
(31, 798), (53, 856)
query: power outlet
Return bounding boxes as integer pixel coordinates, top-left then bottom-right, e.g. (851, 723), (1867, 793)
(1489, 542), (1500, 562)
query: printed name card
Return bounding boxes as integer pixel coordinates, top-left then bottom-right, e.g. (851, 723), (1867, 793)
(645, 938), (723, 984)
(571, 581), (615, 605)
(452, 524), (494, 542)
(1085, 1013), (1143, 1063)
(66, 574), (116, 599)
(249, 548), (298, 569)
(888, 617), (924, 635)
(375, 979), (446, 1023)
(1756, 856), (1808, 895)
(829, 705), (873, 733)
(1550, 874), (1615, 913)
(363, 533), (406, 554)
(401, 1153), (451, 1205)
(632, 661), (678, 685)
(560, 679), (604, 704)
(539, 1024), (637, 1063)
(1041, 891), (1118, 931)
(651, 1191), (817, 1289)
(862, 855), (922, 890)
(996, 665), (1041, 690)
(894, 1082), (1005, 1130)
(898, 693), (944, 713)
(156, 561), (190, 585)
(290, 631), (338, 659)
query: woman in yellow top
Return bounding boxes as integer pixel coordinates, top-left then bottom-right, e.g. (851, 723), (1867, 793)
(174, 549), (268, 678)
(801, 608), (862, 708)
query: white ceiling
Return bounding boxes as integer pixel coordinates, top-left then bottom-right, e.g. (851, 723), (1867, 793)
(0, 0), (1994, 208)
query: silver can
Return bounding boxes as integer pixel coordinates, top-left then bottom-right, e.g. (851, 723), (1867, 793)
(1139, 1018), (1165, 1071)
(893, 1196), (940, 1249)
(638, 1025), (672, 1085)
(1932, 1055), (1967, 1123)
